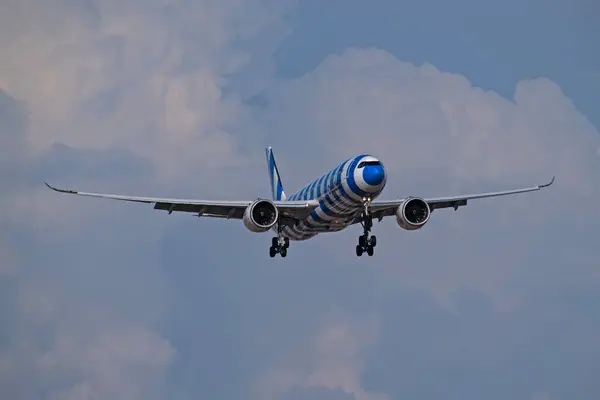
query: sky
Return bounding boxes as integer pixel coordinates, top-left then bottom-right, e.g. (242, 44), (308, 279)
(1, 1), (599, 399)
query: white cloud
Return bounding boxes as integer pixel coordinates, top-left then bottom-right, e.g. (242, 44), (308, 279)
(304, 318), (388, 400)
(41, 327), (175, 400)
(2, 323), (175, 400)
(256, 312), (388, 400)
(0, 268), (175, 400)
(0, 0), (293, 180)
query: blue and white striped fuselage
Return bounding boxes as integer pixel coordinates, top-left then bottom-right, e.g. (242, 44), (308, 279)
(280, 155), (387, 241)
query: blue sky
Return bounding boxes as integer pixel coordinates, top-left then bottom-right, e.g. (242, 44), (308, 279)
(0, 1), (599, 399)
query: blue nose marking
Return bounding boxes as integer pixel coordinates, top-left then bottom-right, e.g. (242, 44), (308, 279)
(363, 164), (385, 186)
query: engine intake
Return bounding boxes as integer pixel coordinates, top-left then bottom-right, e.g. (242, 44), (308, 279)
(396, 197), (430, 230)
(243, 199), (279, 232)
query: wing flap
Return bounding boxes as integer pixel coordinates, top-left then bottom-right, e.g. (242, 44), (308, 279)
(428, 198), (468, 211)
(153, 202), (246, 218)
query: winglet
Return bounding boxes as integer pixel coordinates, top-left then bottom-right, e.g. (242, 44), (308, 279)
(538, 176), (555, 189)
(44, 182), (77, 194)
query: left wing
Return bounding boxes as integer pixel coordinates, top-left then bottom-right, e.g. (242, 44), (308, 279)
(44, 183), (318, 221)
(364, 176), (555, 222)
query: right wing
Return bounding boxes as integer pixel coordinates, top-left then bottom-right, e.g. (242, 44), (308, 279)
(44, 183), (319, 222)
(359, 176), (555, 222)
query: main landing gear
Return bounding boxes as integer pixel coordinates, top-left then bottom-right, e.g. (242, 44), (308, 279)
(269, 235), (289, 258)
(356, 200), (376, 257)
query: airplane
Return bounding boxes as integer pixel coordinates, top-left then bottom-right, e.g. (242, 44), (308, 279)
(45, 147), (554, 258)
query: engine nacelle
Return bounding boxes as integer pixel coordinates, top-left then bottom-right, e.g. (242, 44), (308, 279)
(396, 197), (431, 230)
(243, 199), (279, 232)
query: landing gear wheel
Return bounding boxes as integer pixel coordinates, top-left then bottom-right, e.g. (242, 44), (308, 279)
(366, 245), (374, 256)
(358, 235), (367, 248)
(356, 245), (363, 257)
(370, 235), (377, 248)
(270, 233), (290, 258)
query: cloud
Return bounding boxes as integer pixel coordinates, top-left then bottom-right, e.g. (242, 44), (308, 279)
(255, 312), (387, 400)
(1, 321), (175, 400)
(0, 0), (294, 180)
(0, 91), (26, 277)
(0, 91), (28, 165)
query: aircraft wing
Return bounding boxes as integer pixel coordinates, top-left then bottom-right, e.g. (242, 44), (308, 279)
(363, 176), (555, 222)
(44, 183), (319, 221)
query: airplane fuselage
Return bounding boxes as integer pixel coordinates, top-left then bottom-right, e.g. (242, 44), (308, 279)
(282, 154), (387, 241)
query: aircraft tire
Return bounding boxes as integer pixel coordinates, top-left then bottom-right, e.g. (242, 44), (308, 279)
(359, 235), (366, 248)
(356, 245), (363, 257)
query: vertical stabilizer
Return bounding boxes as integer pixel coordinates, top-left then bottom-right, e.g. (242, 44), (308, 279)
(265, 147), (287, 201)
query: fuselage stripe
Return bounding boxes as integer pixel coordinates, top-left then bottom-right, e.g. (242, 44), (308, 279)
(307, 181), (316, 199)
(327, 165), (339, 191)
(347, 156), (370, 199)
(315, 175), (324, 199)
(336, 161), (357, 207)
(319, 199), (340, 218)
(310, 211), (326, 223)
(322, 170), (332, 196)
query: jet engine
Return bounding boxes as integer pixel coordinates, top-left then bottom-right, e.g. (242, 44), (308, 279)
(243, 199), (279, 232)
(396, 197), (431, 230)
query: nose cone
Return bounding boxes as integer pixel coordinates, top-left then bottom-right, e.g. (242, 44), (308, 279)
(363, 164), (386, 186)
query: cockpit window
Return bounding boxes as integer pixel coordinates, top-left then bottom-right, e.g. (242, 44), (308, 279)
(357, 161), (381, 169)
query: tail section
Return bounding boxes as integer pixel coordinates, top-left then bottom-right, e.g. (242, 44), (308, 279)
(265, 147), (287, 201)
